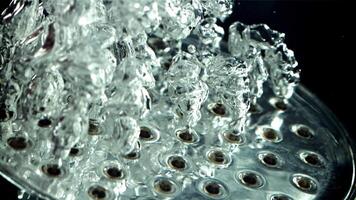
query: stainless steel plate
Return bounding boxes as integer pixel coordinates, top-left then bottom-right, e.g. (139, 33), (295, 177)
(1, 85), (355, 200)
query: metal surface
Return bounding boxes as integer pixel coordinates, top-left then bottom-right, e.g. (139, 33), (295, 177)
(0, 85), (355, 200)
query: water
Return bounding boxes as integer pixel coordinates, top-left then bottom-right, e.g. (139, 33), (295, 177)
(0, 0), (354, 200)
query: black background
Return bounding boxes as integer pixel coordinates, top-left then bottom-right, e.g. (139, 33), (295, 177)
(0, 0), (354, 199)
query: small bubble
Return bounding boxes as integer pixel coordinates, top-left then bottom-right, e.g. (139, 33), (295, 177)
(187, 44), (196, 53)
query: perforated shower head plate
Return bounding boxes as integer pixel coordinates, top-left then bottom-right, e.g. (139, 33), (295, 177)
(1, 85), (355, 200)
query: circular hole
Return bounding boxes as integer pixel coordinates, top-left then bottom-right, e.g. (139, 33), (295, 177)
(259, 152), (280, 168)
(300, 152), (323, 167)
(274, 100), (287, 111)
(262, 128), (281, 142)
(7, 137), (29, 151)
(223, 132), (244, 144)
(242, 174), (257, 185)
(139, 127), (154, 140)
(123, 151), (140, 160)
(271, 194), (293, 200)
(38, 118), (52, 128)
(208, 150), (227, 165)
(88, 119), (100, 135)
(208, 103), (227, 116)
(296, 126), (314, 139)
(69, 147), (80, 156)
(204, 182), (222, 196)
(154, 179), (176, 194)
(238, 171), (263, 188)
(176, 129), (197, 143)
(104, 166), (124, 180)
(249, 104), (262, 114)
(305, 154), (322, 166)
(42, 164), (62, 177)
(263, 155), (277, 166)
(200, 180), (228, 199)
(88, 185), (107, 200)
(162, 61), (172, 70)
(168, 156), (186, 170)
(297, 179), (311, 190)
(291, 175), (317, 193)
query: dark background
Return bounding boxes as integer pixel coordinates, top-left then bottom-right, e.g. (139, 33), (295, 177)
(0, 0), (354, 199)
